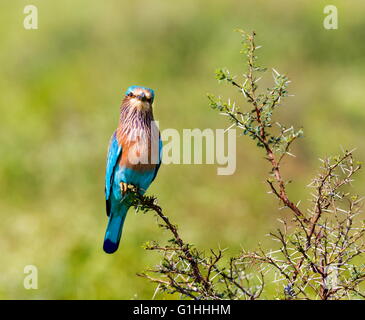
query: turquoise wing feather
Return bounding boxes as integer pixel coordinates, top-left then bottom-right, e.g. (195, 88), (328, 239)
(105, 131), (122, 216)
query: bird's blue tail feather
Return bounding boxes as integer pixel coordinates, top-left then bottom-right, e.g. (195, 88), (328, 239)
(103, 204), (129, 254)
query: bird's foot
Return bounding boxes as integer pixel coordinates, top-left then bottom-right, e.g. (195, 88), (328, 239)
(120, 182), (138, 196)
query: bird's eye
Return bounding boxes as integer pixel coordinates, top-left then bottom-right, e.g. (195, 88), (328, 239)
(127, 92), (134, 97)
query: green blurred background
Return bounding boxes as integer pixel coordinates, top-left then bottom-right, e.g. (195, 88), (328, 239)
(0, 0), (364, 299)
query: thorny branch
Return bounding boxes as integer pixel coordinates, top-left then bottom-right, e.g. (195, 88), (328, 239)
(133, 193), (262, 300)
(137, 30), (365, 300)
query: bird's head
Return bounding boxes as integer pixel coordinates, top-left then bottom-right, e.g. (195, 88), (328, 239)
(123, 85), (155, 111)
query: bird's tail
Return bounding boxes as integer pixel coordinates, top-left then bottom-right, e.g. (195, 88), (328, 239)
(103, 203), (129, 254)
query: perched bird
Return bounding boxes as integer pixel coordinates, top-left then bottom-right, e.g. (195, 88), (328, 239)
(103, 85), (162, 254)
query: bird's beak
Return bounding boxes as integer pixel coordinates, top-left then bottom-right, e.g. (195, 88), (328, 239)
(137, 92), (147, 102)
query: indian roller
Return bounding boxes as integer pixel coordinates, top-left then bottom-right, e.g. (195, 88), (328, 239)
(103, 85), (162, 254)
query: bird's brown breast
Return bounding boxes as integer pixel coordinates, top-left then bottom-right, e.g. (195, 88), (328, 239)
(117, 131), (156, 172)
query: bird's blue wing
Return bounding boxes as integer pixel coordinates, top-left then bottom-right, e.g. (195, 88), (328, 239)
(151, 137), (163, 182)
(105, 131), (122, 215)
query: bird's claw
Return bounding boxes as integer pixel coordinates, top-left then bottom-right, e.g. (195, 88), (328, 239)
(120, 182), (137, 196)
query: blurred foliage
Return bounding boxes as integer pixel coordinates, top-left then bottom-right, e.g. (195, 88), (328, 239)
(0, 0), (364, 299)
